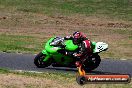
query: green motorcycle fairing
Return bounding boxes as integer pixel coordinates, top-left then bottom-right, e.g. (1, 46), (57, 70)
(42, 37), (78, 65)
(65, 40), (78, 51)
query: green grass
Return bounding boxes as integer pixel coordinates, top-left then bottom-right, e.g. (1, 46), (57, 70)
(129, 36), (132, 39)
(0, 34), (42, 53)
(0, 29), (131, 59)
(0, 68), (75, 83)
(0, 68), (10, 74)
(0, 0), (132, 20)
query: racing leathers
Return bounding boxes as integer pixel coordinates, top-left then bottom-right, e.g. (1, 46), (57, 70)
(64, 36), (93, 65)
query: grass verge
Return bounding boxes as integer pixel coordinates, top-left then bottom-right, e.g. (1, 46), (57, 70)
(0, 68), (132, 88)
(0, 28), (131, 59)
(0, 0), (132, 20)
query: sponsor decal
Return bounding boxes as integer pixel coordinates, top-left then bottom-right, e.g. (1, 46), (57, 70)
(84, 74), (131, 83)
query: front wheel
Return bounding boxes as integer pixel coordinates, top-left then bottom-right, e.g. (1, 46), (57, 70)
(34, 52), (52, 68)
(83, 54), (101, 72)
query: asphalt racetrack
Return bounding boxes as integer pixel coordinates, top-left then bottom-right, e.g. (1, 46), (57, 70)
(0, 52), (132, 76)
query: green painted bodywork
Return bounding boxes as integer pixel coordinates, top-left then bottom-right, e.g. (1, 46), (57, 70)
(42, 37), (78, 65)
(44, 38), (60, 54)
(91, 41), (96, 53)
(65, 40), (78, 51)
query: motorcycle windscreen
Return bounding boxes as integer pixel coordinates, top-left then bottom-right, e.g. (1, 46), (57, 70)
(45, 38), (61, 54)
(64, 40), (78, 51)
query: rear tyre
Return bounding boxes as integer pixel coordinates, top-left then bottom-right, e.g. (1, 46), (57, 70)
(83, 54), (101, 72)
(34, 52), (52, 68)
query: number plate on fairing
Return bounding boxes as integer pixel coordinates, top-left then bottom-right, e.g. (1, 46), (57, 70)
(94, 42), (108, 53)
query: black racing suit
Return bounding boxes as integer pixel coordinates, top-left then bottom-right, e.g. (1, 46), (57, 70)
(63, 36), (90, 61)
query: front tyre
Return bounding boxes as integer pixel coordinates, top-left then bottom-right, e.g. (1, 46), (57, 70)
(34, 52), (52, 68)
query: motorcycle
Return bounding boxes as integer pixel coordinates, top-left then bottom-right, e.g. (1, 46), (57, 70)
(34, 36), (108, 72)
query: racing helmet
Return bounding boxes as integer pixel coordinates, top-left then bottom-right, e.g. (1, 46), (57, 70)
(73, 31), (83, 44)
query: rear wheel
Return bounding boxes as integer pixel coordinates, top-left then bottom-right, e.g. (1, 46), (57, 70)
(83, 54), (101, 72)
(34, 52), (52, 68)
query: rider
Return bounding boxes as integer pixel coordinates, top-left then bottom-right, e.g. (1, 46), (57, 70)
(62, 31), (93, 67)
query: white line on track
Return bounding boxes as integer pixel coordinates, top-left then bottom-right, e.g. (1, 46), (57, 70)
(11, 70), (44, 74)
(121, 59), (127, 60)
